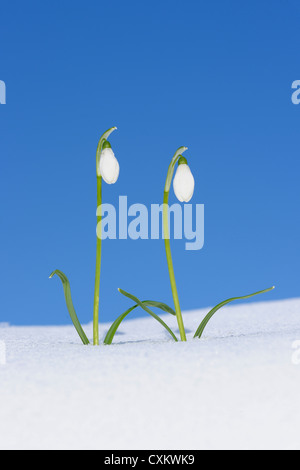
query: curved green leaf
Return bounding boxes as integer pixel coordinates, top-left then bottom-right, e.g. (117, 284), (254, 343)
(142, 300), (175, 316)
(104, 304), (139, 345)
(194, 286), (275, 339)
(105, 289), (178, 344)
(118, 290), (178, 342)
(49, 269), (90, 345)
(104, 298), (176, 345)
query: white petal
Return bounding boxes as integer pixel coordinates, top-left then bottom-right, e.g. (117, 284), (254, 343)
(173, 164), (195, 202)
(99, 148), (120, 184)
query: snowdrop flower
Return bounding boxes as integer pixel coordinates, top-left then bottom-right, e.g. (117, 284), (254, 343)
(173, 157), (195, 202)
(98, 141), (120, 184)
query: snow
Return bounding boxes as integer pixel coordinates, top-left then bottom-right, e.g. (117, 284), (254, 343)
(0, 297), (300, 450)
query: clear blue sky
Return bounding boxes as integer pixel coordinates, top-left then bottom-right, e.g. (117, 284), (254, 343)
(0, 0), (299, 325)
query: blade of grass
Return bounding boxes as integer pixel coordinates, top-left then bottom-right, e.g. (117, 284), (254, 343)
(109, 289), (178, 343)
(49, 269), (90, 345)
(104, 299), (176, 345)
(142, 300), (175, 316)
(104, 304), (138, 345)
(194, 286), (275, 339)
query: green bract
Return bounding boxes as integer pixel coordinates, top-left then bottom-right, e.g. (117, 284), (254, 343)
(96, 126), (117, 177)
(164, 146), (188, 193)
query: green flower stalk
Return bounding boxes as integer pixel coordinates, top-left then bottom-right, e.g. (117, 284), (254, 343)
(163, 147), (194, 341)
(93, 127), (119, 345)
(49, 126), (118, 346)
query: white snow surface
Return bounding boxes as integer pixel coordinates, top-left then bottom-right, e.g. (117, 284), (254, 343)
(0, 297), (300, 450)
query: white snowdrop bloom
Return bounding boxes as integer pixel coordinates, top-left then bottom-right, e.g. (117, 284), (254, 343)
(99, 147), (120, 184)
(173, 162), (195, 202)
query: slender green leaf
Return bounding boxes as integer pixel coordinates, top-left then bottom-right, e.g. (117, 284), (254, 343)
(49, 269), (90, 345)
(194, 286), (275, 339)
(104, 304), (139, 345)
(105, 289), (178, 344)
(104, 298), (176, 345)
(142, 300), (175, 316)
(118, 290), (178, 342)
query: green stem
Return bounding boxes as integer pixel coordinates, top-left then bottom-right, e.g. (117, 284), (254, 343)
(163, 190), (187, 341)
(92, 127), (117, 345)
(93, 175), (102, 345)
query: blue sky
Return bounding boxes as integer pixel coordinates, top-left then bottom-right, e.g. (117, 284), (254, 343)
(0, 0), (299, 326)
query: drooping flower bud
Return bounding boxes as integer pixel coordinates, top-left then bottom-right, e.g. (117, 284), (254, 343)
(98, 141), (120, 184)
(173, 156), (195, 202)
